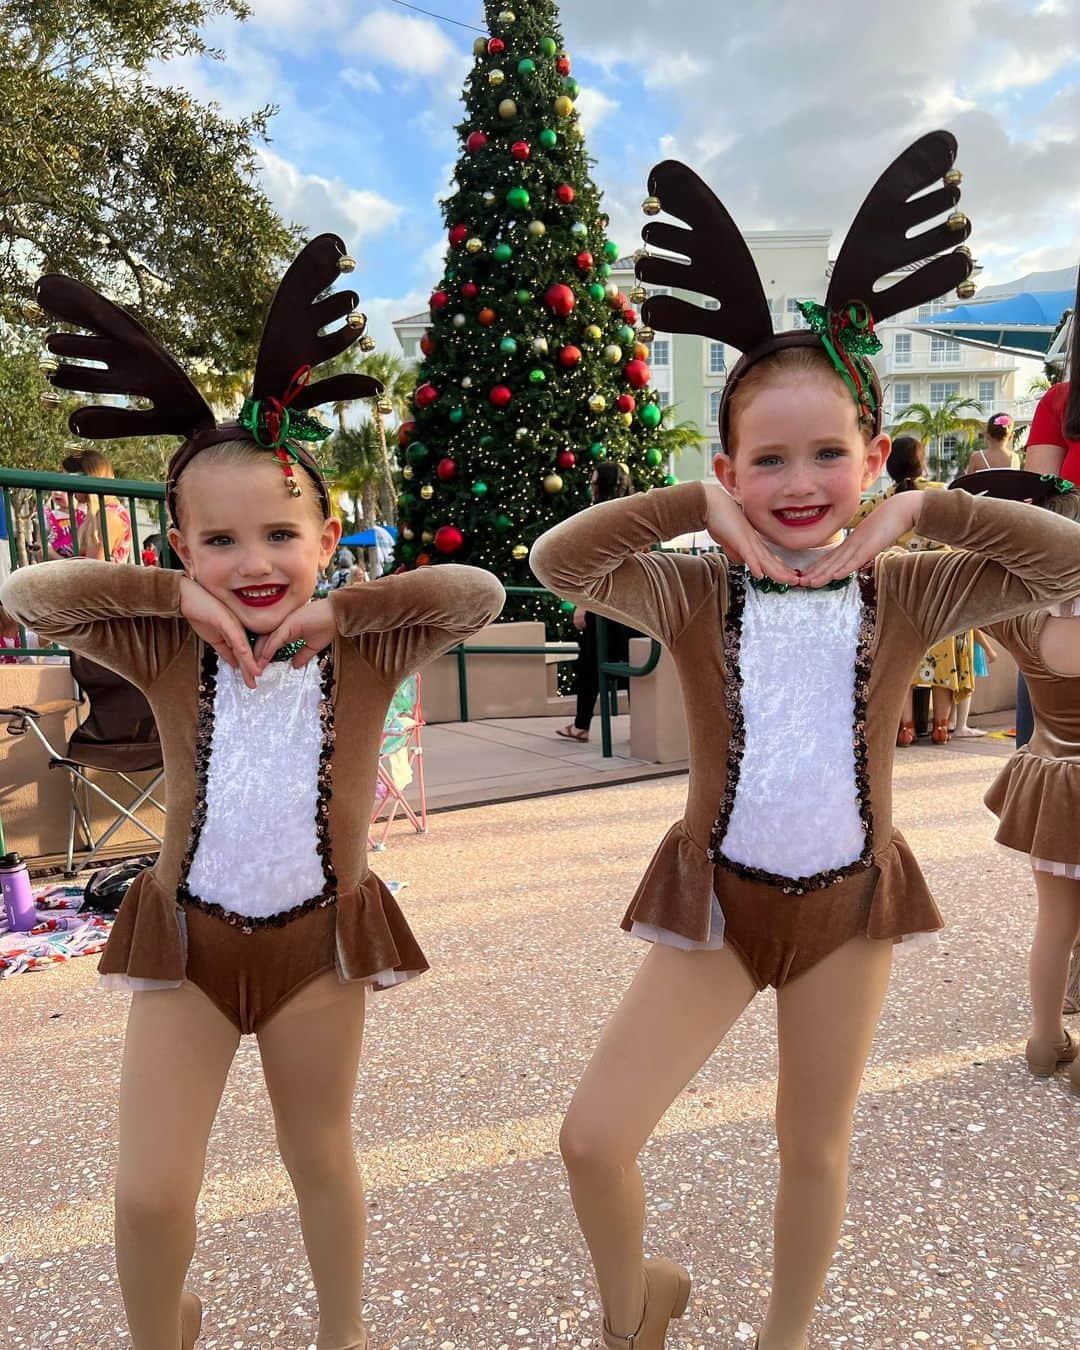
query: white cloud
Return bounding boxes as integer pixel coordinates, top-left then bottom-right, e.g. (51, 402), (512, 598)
(341, 68), (383, 95)
(576, 87), (619, 135)
(255, 148), (403, 249)
(643, 52), (709, 89)
(347, 8), (459, 78)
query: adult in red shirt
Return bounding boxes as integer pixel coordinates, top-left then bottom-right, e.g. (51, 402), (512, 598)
(1026, 276), (1080, 482)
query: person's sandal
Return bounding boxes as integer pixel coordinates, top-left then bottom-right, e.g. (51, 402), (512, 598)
(1025, 1030), (1078, 1077)
(896, 721), (916, 747)
(556, 724), (589, 742)
(601, 1258), (691, 1349)
(931, 719), (951, 744)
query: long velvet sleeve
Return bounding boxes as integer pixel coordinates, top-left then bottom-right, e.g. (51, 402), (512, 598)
(327, 564), (505, 685)
(881, 489), (1080, 645)
(0, 561), (187, 689)
(529, 482), (721, 646)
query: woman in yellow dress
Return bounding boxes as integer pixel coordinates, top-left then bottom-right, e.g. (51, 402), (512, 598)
(849, 436), (974, 744)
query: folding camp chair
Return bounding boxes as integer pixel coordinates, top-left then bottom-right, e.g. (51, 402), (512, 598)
(369, 673), (427, 849)
(2, 653), (164, 875)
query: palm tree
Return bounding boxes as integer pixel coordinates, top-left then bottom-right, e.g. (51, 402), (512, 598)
(329, 350), (416, 524)
(329, 421), (385, 531)
(890, 396), (985, 478)
(654, 403), (707, 477)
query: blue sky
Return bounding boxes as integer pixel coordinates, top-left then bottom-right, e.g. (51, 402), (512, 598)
(157, 0), (1079, 352)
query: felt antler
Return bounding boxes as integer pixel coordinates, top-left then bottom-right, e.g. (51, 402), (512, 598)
(826, 130), (973, 318)
(37, 274), (216, 441)
(252, 232), (382, 410)
(635, 160), (773, 354)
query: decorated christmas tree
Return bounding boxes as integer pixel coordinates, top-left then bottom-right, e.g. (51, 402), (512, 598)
(393, 0), (674, 610)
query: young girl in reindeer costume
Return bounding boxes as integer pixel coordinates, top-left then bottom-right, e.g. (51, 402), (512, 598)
(1, 236), (504, 1350)
(531, 133), (1080, 1349)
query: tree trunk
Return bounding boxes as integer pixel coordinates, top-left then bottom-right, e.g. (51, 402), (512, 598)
(373, 411), (397, 524)
(362, 481), (378, 530)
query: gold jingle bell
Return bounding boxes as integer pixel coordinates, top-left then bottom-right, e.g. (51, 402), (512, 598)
(953, 243), (972, 259)
(337, 254), (357, 273)
(944, 168), (963, 186)
(376, 395), (393, 415)
(402, 466), (414, 480)
(22, 301), (45, 324)
(39, 356), (58, 377)
(632, 248), (649, 263)
(420, 484), (434, 500)
(956, 280), (976, 300)
(637, 327), (656, 343)
(511, 543), (529, 561)
(358, 335), (376, 352)
(946, 210), (969, 232)
(346, 309), (367, 331)
(642, 196), (662, 216)
(629, 285), (647, 303)
(40, 390), (62, 408)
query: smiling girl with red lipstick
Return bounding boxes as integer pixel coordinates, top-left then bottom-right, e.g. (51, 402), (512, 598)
(531, 137), (1080, 1350)
(1, 235), (503, 1350)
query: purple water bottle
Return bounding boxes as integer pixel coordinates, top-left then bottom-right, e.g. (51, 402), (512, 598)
(1, 852), (37, 931)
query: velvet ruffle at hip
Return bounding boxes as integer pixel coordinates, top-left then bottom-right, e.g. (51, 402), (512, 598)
(985, 750), (1080, 868)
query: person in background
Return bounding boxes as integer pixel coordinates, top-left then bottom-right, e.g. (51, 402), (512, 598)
(44, 449), (132, 562)
(967, 412), (1016, 472)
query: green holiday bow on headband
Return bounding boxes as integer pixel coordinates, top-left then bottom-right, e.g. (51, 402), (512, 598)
(238, 395), (332, 452)
(1040, 474), (1076, 494)
(796, 300), (883, 426)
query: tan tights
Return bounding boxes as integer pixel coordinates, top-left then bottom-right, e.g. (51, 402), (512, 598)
(114, 972), (369, 1350)
(1029, 870), (1080, 1045)
(560, 935), (893, 1350)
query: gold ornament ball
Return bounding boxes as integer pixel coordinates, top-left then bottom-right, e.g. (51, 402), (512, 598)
(543, 473), (564, 495)
(473, 36), (487, 55)
(629, 285), (647, 303)
(533, 336), (549, 354)
(498, 8), (516, 21)
(944, 168), (963, 186)
(346, 309), (367, 331)
(637, 327), (656, 343)
(402, 465), (414, 480)
(489, 68), (505, 87)
(466, 237), (483, 254)
(603, 343), (623, 364)
(420, 484), (434, 500)
(511, 543), (529, 561)
(642, 196), (662, 216)
(376, 395), (393, 414)
(632, 341), (649, 361)
(358, 335), (376, 352)
(499, 98), (518, 120)
(402, 526), (414, 540)
(527, 220), (547, 238)
(583, 323), (603, 343)
(337, 254), (357, 273)
(422, 531), (434, 544)
(482, 190), (497, 207)
(619, 411), (633, 427)
(554, 94), (574, 117)
(946, 210), (969, 232)
(956, 279), (976, 300)
(589, 393), (607, 413)
(572, 124), (585, 140)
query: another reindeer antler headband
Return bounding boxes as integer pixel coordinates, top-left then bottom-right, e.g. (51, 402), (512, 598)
(36, 233), (383, 521)
(635, 131), (975, 446)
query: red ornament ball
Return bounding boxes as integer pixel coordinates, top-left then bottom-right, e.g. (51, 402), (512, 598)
(466, 130), (489, 154)
(397, 419), (417, 447)
(623, 307), (638, 324)
(489, 384), (513, 408)
(416, 553), (432, 567)
(556, 449), (576, 470)
(575, 250), (593, 272)
(478, 306), (497, 326)
(511, 140), (531, 160)
(556, 54), (572, 75)
(616, 393), (636, 413)
(487, 36), (505, 55)
(556, 183), (575, 204)
(460, 281), (478, 300)
(415, 382), (439, 408)
(436, 457), (458, 482)
(449, 224), (468, 248)
(624, 360), (651, 389)
(558, 344), (582, 368)
(434, 525), (465, 555)
(419, 334), (436, 358)
(544, 283), (576, 317)
(430, 289), (449, 311)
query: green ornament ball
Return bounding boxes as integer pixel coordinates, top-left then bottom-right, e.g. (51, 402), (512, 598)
(401, 542), (417, 561)
(517, 57), (536, 75)
(398, 491), (417, 509)
(493, 242), (513, 263)
(590, 441), (607, 459)
(539, 36), (557, 57)
(618, 324), (635, 344)
(472, 480), (489, 496)
(603, 240), (619, 261)
(529, 368), (547, 384)
(500, 336), (518, 355)
(515, 288), (532, 304)
(449, 407), (465, 425)
(562, 76), (580, 97)
(538, 128), (558, 149)
(494, 512), (513, 532)
(663, 474), (679, 486)
(407, 441), (429, 463)
(506, 186), (530, 211)
(598, 262), (611, 279)
(645, 446), (664, 467)
(479, 434), (496, 449)
(639, 403), (662, 428)
(559, 598), (576, 613)
(588, 282), (605, 302)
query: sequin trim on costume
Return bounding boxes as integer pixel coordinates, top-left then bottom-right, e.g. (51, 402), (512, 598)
(707, 564), (877, 895)
(176, 644), (339, 932)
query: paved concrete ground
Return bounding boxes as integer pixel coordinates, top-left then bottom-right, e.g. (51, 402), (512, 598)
(3, 729), (1078, 1349)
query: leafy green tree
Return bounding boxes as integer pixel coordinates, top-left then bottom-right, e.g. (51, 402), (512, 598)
(890, 396), (984, 478)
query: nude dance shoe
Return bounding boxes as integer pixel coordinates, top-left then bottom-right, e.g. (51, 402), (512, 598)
(180, 1290), (203, 1349)
(601, 1257), (691, 1348)
(1025, 1030), (1078, 1078)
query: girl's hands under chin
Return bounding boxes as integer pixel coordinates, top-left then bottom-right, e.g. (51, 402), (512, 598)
(179, 577), (260, 689)
(703, 483), (802, 586)
(253, 598), (337, 671)
(800, 492), (922, 587)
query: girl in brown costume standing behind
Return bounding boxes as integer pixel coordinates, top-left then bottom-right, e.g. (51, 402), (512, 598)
(531, 135), (1080, 1349)
(1, 237), (504, 1350)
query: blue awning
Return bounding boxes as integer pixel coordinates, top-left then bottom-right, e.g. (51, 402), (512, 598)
(340, 526), (398, 546)
(915, 289), (1073, 358)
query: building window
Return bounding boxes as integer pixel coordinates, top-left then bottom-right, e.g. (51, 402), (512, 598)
(656, 390), (671, 409)
(978, 380), (996, 408)
(708, 389), (724, 424)
(710, 441), (723, 459)
(651, 339), (670, 366)
(918, 299), (947, 322)
(930, 335), (960, 364)
(767, 297), (783, 328)
(929, 380), (961, 409)
(892, 382), (912, 411)
(708, 341), (726, 375)
(786, 297), (809, 329)
(893, 332), (912, 365)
